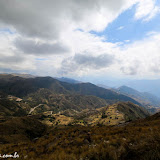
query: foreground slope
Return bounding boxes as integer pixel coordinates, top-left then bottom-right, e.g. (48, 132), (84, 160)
(0, 117), (46, 144)
(0, 111), (159, 160)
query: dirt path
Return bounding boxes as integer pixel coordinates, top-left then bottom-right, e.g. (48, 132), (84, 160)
(29, 104), (43, 114)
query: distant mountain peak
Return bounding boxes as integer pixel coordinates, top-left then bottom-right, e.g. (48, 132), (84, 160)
(56, 77), (81, 84)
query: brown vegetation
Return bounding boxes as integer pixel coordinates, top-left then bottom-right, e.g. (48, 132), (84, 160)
(0, 112), (160, 160)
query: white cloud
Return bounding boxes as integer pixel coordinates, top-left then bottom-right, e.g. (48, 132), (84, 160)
(0, 0), (160, 79)
(117, 26), (124, 30)
(117, 32), (160, 77)
(124, 40), (130, 43)
(144, 6), (160, 21)
(0, 33), (35, 71)
(135, 0), (160, 21)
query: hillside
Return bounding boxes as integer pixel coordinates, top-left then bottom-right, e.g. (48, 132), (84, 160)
(75, 102), (150, 126)
(0, 75), (150, 124)
(29, 102), (150, 127)
(0, 116), (46, 144)
(0, 92), (29, 117)
(0, 74), (154, 160)
(0, 111), (159, 160)
(25, 88), (108, 114)
(0, 75), (142, 106)
(0, 85), (149, 127)
(0, 99), (27, 117)
(116, 101), (150, 121)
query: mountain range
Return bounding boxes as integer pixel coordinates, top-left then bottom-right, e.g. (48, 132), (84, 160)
(97, 79), (160, 98)
(116, 85), (160, 107)
(0, 73), (160, 160)
(0, 73), (152, 125)
(0, 74), (141, 106)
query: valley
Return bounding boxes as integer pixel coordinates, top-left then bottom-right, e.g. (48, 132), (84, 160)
(0, 74), (159, 160)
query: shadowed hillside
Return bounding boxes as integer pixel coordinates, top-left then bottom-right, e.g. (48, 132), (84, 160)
(117, 101), (150, 121)
(0, 91), (29, 117)
(25, 88), (108, 113)
(0, 117), (46, 144)
(0, 75), (142, 106)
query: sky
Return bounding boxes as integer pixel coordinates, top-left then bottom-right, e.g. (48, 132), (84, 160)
(0, 0), (160, 83)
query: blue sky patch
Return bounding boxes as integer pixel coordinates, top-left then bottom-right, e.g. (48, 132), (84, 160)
(90, 4), (160, 44)
(0, 28), (15, 34)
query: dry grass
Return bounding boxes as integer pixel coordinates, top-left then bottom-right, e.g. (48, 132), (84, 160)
(41, 112), (74, 126)
(1, 113), (160, 160)
(83, 104), (124, 126)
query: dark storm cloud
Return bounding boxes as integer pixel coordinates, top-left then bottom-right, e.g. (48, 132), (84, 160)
(14, 38), (69, 55)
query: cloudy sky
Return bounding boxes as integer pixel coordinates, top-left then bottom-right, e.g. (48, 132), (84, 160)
(0, 0), (160, 82)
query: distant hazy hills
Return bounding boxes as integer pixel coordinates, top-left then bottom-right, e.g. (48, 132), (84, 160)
(125, 79), (160, 97)
(116, 85), (160, 107)
(98, 79), (160, 98)
(56, 77), (81, 84)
